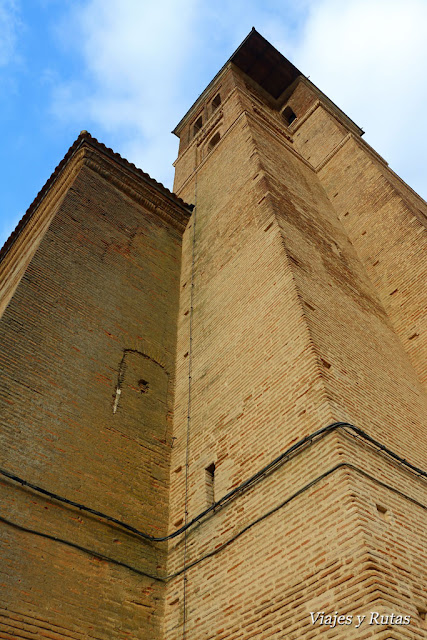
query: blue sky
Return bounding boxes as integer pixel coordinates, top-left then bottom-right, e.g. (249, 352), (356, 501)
(0, 0), (426, 248)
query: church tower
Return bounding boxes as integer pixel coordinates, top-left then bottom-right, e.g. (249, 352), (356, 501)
(166, 29), (426, 638)
(0, 29), (426, 640)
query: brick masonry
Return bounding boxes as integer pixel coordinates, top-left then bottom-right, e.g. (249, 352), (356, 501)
(0, 139), (190, 639)
(168, 55), (426, 639)
(0, 33), (426, 640)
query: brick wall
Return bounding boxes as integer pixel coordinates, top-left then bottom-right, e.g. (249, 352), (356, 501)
(318, 139), (427, 386)
(166, 68), (427, 639)
(1, 44), (426, 640)
(0, 143), (189, 639)
(290, 81), (427, 387)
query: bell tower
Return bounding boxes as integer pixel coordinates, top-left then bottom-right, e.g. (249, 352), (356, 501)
(165, 29), (427, 638)
(0, 28), (425, 640)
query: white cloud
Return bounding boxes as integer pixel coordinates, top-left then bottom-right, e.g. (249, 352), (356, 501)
(0, 0), (19, 67)
(49, 0), (311, 189)
(49, 0), (426, 199)
(51, 0), (200, 188)
(291, 0), (427, 198)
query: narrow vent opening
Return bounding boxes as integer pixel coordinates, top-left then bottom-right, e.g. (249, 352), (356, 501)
(205, 462), (216, 507)
(376, 504), (389, 521)
(320, 358), (331, 369)
(138, 379), (149, 393)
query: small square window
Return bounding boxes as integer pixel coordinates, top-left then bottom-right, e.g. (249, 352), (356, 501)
(282, 106), (297, 126)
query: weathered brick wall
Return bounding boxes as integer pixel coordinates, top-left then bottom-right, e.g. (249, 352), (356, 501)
(166, 70), (427, 639)
(289, 81), (427, 387)
(1, 47), (426, 640)
(318, 139), (427, 386)
(250, 113), (426, 459)
(0, 147), (188, 639)
(292, 103), (347, 168)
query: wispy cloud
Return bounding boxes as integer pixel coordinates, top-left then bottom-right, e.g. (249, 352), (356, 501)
(51, 0), (200, 188)
(2, 1), (424, 257)
(49, 0), (312, 189)
(48, 0), (425, 199)
(0, 0), (19, 67)
(290, 0), (427, 197)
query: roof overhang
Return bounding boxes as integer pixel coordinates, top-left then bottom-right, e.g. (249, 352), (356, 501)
(230, 28), (302, 100)
(173, 28), (363, 139)
(173, 28), (303, 136)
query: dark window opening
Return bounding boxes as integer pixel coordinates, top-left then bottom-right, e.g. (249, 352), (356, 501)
(211, 93), (221, 112)
(193, 115), (203, 137)
(138, 379), (149, 393)
(282, 106), (297, 126)
(205, 462), (215, 506)
(208, 132), (220, 152)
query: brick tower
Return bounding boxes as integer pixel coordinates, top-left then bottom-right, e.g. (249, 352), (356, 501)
(0, 29), (426, 640)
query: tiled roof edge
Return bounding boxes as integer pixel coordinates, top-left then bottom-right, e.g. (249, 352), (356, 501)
(0, 131), (193, 263)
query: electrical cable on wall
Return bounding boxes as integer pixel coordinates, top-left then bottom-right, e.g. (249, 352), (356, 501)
(0, 422), (425, 546)
(182, 170), (198, 638)
(1, 458), (425, 585)
(1, 424), (425, 586)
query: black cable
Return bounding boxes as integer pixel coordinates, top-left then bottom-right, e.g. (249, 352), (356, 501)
(2, 461), (424, 584)
(0, 466), (152, 540)
(166, 461), (427, 580)
(0, 422), (425, 543)
(182, 153), (198, 640)
(0, 515), (165, 582)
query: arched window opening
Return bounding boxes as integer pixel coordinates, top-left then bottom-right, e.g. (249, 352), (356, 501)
(192, 115), (203, 137)
(208, 132), (221, 152)
(211, 93), (221, 113)
(282, 106), (297, 126)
